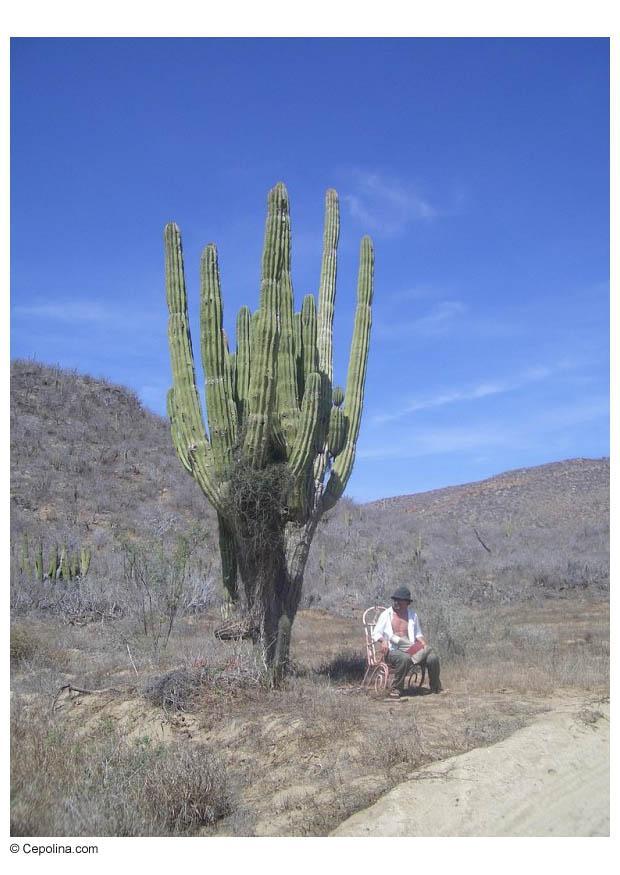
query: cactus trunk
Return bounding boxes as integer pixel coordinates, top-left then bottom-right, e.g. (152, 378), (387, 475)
(164, 183), (374, 681)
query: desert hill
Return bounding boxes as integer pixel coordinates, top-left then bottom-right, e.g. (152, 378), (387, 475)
(10, 359), (609, 623)
(10, 360), (610, 838)
(10, 359), (219, 575)
(368, 457), (608, 520)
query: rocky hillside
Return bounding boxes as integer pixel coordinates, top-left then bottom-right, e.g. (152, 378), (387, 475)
(10, 360), (219, 581)
(11, 360), (609, 617)
(304, 457), (609, 616)
(368, 457), (608, 523)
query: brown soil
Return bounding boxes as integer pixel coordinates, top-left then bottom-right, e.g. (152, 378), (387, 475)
(48, 596), (609, 837)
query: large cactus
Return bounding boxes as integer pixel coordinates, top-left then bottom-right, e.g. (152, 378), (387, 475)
(164, 183), (374, 680)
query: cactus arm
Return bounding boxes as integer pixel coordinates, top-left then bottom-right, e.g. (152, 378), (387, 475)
(275, 190), (300, 455)
(327, 405), (347, 457)
(293, 310), (304, 399)
(19, 535), (30, 575)
(165, 222), (220, 506)
(34, 542), (44, 581)
(243, 183), (287, 467)
(59, 545), (69, 580)
(300, 292), (330, 487)
(167, 389), (192, 473)
(317, 189), (339, 383)
(321, 235), (374, 511)
(288, 372), (321, 481)
(223, 329), (236, 401)
(80, 547), (91, 577)
(200, 244), (238, 476)
(226, 351), (236, 403)
(235, 306), (252, 429)
(312, 192), (340, 488)
(48, 544), (58, 580)
(301, 294), (318, 382)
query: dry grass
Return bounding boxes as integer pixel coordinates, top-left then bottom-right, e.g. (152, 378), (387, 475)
(10, 593), (608, 837)
(10, 697), (233, 837)
(9, 361), (610, 836)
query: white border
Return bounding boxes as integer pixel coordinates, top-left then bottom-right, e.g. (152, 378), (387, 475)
(3, 2), (616, 871)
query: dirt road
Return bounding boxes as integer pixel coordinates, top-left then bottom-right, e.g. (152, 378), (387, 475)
(331, 696), (609, 837)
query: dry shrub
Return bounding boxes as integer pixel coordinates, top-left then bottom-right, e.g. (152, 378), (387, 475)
(141, 743), (230, 832)
(364, 716), (424, 771)
(143, 666), (210, 712)
(10, 624), (40, 663)
(142, 648), (273, 714)
(11, 698), (233, 836)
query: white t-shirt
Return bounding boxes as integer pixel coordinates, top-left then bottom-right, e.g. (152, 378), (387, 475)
(372, 606), (423, 652)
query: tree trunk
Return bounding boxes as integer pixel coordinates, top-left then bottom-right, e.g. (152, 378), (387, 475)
(254, 518), (319, 685)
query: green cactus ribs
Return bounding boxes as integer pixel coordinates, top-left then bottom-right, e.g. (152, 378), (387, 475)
(17, 536), (91, 582)
(164, 183), (374, 682)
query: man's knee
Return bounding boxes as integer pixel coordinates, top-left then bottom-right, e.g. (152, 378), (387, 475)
(387, 651), (409, 668)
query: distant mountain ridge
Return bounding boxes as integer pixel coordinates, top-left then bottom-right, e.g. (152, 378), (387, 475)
(366, 458), (609, 515)
(10, 360), (609, 614)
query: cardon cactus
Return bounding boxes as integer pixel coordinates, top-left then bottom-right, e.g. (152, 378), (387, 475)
(80, 547), (91, 577)
(15, 538), (91, 582)
(19, 534), (30, 575)
(59, 545), (70, 581)
(48, 544), (59, 580)
(164, 183), (374, 681)
(34, 542), (44, 582)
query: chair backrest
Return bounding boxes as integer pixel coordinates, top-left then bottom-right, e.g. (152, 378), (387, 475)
(362, 605), (387, 667)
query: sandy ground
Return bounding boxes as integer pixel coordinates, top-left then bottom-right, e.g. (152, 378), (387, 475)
(331, 695), (609, 837)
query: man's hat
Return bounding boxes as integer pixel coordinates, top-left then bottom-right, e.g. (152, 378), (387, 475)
(391, 586), (412, 602)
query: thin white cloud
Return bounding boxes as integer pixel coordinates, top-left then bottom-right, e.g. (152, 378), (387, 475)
(375, 300), (467, 340)
(358, 423), (513, 460)
(12, 301), (113, 323)
(12, 298), (160, 329)
(342, 169), (439, 236)
(360, 397), (608, 461)
(372, 363), (573, 425)
(386, 285), (446, 303)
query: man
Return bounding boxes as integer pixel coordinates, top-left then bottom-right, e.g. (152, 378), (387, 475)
(372, 586), (442, 698)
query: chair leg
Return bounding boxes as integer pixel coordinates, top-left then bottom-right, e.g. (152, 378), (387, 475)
(373, 664), (390, 693)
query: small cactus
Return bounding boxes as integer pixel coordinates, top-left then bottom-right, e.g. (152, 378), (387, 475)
(19, 534), (30, 575)
(15, 537), (92, 582)
(48, 544), (59, 580)
(34, 542), (44, 582)
(59, 545), (69, 581)
(80, 547), (91, 577)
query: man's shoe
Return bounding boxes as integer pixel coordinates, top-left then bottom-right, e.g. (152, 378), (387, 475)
(388, 688), (403, 699)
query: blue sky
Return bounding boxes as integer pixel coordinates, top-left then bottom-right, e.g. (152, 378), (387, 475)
(10, 37), (609, 501)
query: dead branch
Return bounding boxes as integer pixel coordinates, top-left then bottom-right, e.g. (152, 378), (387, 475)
(472, 526), (492, 554)
(52, 683), (129, 712)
